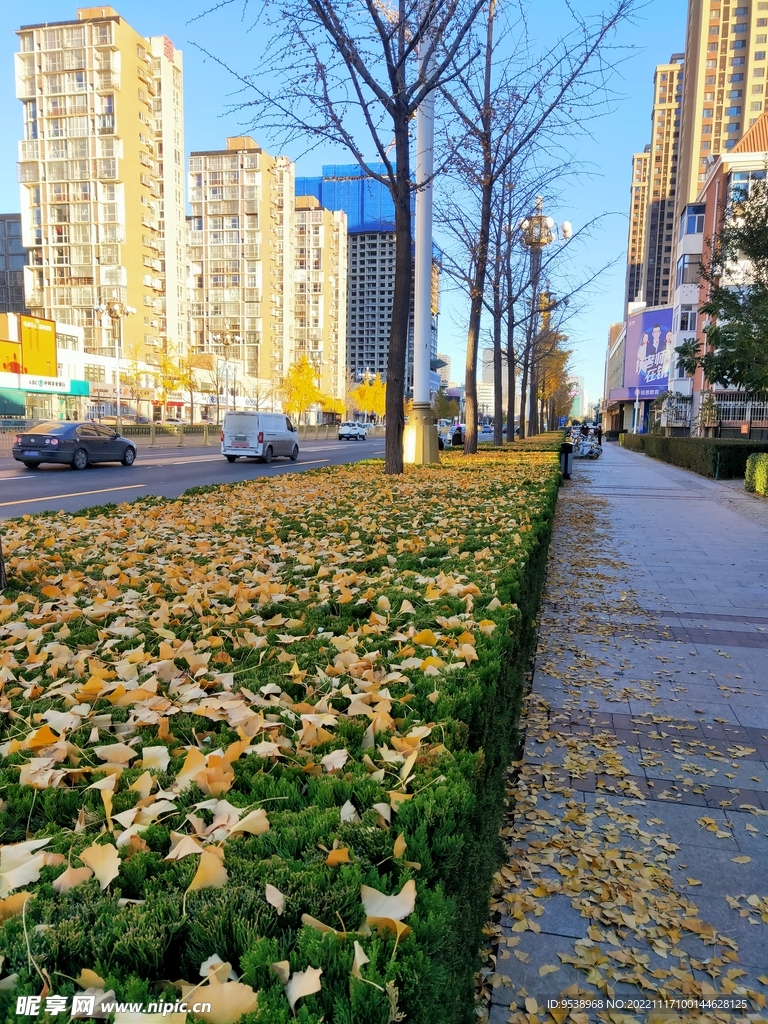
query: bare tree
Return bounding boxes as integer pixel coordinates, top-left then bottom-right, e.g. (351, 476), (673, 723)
(192, 0), (491, 474)
(438, 0), (636, 453)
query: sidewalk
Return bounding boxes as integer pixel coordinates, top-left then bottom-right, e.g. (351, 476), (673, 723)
(489, 443), (768, 1023)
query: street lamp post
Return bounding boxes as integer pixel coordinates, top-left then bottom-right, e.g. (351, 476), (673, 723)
(519, 198), (571, 436)
(211, 327), (242, 413)
(404, 10), (440, 465)
(94, 300), (136, 431)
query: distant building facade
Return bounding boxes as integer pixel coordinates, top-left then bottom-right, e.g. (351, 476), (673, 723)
(0, 215), (28, 314)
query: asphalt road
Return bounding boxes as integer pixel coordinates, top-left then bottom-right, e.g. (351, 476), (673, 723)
(0, 437), (385, 519)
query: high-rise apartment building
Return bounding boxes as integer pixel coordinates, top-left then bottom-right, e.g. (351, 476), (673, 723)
(15, 7), (184, 359)
(641, 55), (684, 308)
(676, 0), (768, 219)
(148, 35), (186, 360)
(188, 137), (294, 379)
(624, 148), (650, 311)
(296, 164), (440, 393)
(0, 215), (28, 313)
(293, 196), (347, 405)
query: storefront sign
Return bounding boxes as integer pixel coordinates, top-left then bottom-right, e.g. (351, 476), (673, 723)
(0, 372), (69, 393)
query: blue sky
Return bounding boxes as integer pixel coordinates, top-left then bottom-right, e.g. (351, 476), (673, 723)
(0, 0), (688, 405)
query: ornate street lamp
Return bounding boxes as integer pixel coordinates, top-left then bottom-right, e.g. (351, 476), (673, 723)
(211, 327), (242, 412)
(519, 198), (571, 436)
(94, 300), (136, 430)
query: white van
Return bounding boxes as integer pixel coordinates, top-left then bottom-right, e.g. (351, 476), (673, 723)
(221, 411), (299, 463)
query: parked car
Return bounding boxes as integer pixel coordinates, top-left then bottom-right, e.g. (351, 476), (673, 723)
(338, 421), (365, 441)
(12, 421), (137, 470)
(220, 411), (299, 463)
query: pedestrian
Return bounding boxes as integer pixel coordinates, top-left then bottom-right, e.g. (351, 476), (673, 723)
(453, 424), (463, 447)
(580, 422), (589, 438)
(596, 424), (603, 445)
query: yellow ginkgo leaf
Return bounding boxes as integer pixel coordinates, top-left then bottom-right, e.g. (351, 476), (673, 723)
(285, 966), (323, 1013)
(192, 976), (258, 1024)
(325, 848), (351, 867)
(538, 964), (560, 976)
(351, 941), (369, 980)
(228, 808), (270, 837)
(270, 961), (290, 984)
(361, 879), (415, 921)
(79, 842), (120, 890)
(393, 833), (407, 859)
(187, 850), (228, 893)
(732, 856), (752, 864)
(52, 865), (93, 894)
(76, 968), (106, 989)
(265, 883), (285, 914)
(0, 891), (34, 922)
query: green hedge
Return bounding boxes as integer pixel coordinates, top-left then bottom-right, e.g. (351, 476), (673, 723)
(619, 434), (768, 478)
(619, 432), (646, 451)
(745, 452), (768, 494)
(0, 453), (560, 1024)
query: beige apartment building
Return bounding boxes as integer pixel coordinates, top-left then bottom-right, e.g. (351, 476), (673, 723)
(15, 6), (185, 361)
(624, 147), (650, 312)
(293, 196), (347, 405)
(187, 137), (294, 379)
(676, 0), (768, 218)
(641, 55), (684, 309)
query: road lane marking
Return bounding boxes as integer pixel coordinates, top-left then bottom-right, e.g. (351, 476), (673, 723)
(0, 484), (145, 508)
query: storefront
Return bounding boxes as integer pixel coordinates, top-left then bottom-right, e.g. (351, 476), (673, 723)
(0, 373), (90, 423)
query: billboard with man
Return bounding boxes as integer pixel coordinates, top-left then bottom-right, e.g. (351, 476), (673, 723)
(623, 307), (674, 399)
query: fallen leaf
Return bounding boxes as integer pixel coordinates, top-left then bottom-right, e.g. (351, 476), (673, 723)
(79, 843), (120, 889)
(188, 850), (228, 892)
(265, 883), (285, 914)
(285, 966), (323, 1012)
(360, 880), (416, 921)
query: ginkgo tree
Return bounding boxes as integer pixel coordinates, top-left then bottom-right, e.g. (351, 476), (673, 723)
(350, 374), (387, 422)
(279, 356), (323, 424)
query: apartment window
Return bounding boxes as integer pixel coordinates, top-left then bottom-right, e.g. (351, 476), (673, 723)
(732, 56), (746, 64)
(733, 23), (748, 33)
(703, 107), (714, 117)
(756, 50), (767, 59)
(734, 5), (749, 11)
(729, 89), (743, 97)
(83, 363), (106, 383)
(731, 73), (745, 81)
(726, 121), (742, 131)
(726, 104), (743, 114)
(679, 306), (698, 331)
(676, 255), (700, 287)
(756, 67), (767, 75)
(754, 83), (765, 92)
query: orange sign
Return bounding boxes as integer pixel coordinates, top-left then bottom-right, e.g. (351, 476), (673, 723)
(0, 340), (23, 374)
(20, 315), (57, 376)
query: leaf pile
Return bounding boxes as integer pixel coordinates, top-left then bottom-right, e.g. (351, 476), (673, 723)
(0, 450), (560, 1024)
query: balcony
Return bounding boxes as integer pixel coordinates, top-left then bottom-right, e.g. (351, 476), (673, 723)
(96, 115), (116, 136)
(17, 162), (40, 183)
(95, 71), (120, 92)
(18, 139), (40, 160)
(96, 158), (117, 180)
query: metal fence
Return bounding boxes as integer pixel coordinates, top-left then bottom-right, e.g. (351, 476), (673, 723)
(0, 421), (385, 455)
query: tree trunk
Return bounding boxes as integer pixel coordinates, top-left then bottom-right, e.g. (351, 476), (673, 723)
(384, 112), (412, 475)
(506, 310), (516, 443)
(492, 300), (503, 445)
(0, 537), (6, 591)
(519, 328), (531, 440)
(463, 0), (496, 456)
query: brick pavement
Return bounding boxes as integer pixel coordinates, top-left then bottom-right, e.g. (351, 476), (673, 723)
(489, 443), (768, 1024)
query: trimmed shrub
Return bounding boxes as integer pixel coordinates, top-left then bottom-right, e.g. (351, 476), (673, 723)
(0, 451), (560, 1024)
(641, 436), (768, 478)
(619, 433), (646, 451)
(745, 452), (768, 494)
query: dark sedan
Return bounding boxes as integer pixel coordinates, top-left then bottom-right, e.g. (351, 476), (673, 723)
(12, 422), (137, 470)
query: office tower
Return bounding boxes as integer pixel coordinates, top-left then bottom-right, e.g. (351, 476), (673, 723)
(436, 351), (451, 388)
(642, 56), (684, 308)
(293, 196), (347, 405)
(188, 137), (294, 379)
(624, 148), (650, 312)
(295, 164), (440, 393)
(15, 7), (184, 359)
(677, 0), (768, 217)
(0, 215), (28, 313)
